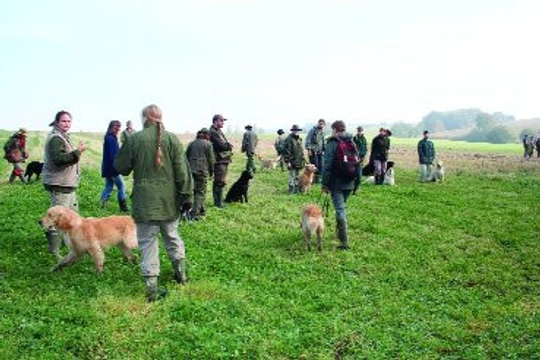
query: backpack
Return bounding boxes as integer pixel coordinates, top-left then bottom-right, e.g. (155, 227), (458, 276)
(3, 137), (23, 163)
(333, 139), (360, 180)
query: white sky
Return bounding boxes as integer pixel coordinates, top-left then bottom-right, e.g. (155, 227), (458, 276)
(1, 0), (539, 133)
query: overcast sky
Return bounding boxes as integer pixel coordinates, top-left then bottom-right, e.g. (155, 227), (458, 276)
(1, 0), (539, 133)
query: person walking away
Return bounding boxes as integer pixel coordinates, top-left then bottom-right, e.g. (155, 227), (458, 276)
(4, 128), (29, 184)
(209, 114), (233, 208)
(305, 119), (326, 184)
(114, 104), (193, 302)
(417, 130), (436, 182)
(100, 120), (129, 212)
(274, 129), (286, 171)
(42, 111), (86, 258)
(185, 128), (215, 220)
(282, 125), (306, 194)
(322, 120), (357, 250)
(241, 124), (258, 173)
(370, 127), (391, 185)
(120, 120), (135, 145)
(352, 126), (368, 193)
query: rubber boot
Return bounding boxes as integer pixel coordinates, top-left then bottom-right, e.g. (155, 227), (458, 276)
(119, 199), (129, 213)
(288, 184), (295, 194)
(145, 277), (167, 302)
(46, 230), (62, 259)
(213, 185), (224, 208)
(173, 259), (187, 284)
(336, 218), (350, 250)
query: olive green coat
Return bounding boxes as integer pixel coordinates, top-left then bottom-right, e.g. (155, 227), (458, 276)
(282, 134), (306, 170)
(114, 122), (193, 223)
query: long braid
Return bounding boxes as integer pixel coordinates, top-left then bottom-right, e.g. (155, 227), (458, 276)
(141, 104), (164, 169)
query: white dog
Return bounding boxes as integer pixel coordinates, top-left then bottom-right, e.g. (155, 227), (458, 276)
(428, 161), (445, 182)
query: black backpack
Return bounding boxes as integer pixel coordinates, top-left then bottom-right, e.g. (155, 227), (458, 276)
(333, 139), (360, 180)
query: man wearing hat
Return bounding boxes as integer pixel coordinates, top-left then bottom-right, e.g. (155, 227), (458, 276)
(274, 129), (286, 171)
(352, 125), (368, 193)
(3, 128), (29, 184)
(241, 124), (258, 173)
(370, 127), (391, 185)
(417, 130), (436, 182)
(282, 125), (306, 194)
(121, 120), (136, 145)
(186, 128), (215, 220)
(209, 114), (233, 208)
(305, 119), (326, 184)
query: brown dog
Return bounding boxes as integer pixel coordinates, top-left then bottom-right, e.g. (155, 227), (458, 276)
(301, 204), (324, 251)
(257, 154), (277, 171)
(298, 164), (317, 193)
(39, 205), (137, 273)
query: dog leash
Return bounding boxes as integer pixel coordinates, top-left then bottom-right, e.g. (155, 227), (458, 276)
(318, 191), (331, 218)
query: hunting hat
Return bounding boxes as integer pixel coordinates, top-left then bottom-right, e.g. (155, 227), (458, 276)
(199, 127), (210, 134)
(17, 128), (28, 136)
(357, 126), (364, 132)
(245, 124), (253, 130)
(423, 130), (429, 135)
(277, 129), (285, 135)
(212, 114), (227, 122)
(290, 124), (302, 132)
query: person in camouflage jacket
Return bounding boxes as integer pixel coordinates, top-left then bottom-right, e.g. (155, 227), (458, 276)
(241, 124), (258, 173)
(282, 124), (306, 194)
(186, 128), (215, 220)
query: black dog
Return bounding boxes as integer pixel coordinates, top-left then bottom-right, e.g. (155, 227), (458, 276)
(25, 161), (44, 182)
(225, 170), (254, 203)
(362, 160), (394, 176)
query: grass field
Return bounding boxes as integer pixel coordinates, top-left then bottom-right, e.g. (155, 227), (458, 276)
(1, 130), (539, 359)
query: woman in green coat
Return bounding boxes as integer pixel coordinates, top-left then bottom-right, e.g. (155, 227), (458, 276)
(115, 104), (194, 302)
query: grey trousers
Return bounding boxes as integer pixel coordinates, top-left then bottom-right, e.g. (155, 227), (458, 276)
(136, 219), (185, 278)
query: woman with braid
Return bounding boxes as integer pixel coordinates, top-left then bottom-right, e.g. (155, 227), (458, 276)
(115, 104), (194, 302)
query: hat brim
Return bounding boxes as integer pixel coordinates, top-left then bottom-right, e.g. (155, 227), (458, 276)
(290, 128), (302, 131)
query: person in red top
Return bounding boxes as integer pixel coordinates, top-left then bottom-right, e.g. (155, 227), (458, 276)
(4, 128), (29, 184)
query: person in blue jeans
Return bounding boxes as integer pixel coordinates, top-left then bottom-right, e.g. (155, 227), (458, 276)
(100, 120), (128, 212)
(321, 120), (355, 250)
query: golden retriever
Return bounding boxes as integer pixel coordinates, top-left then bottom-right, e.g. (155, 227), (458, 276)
(257, 154), (278, 171)
(298, 164), (317, 193)
(39, 205), (137, 273)
(301, 204), (324, 251)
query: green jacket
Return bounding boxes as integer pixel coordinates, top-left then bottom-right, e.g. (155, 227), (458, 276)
(305, 126), (325, 153)
(352, 133), (368, 160)
(241, 130), (258, 155)
(282, 134), (306, 170)
(322, 134), (355, 191)
(417, 138), (435, 164)
(370, 134), (390, 161)
(209, 125), (233, 164)
(186, 138), (215, 177)
(114, 122), (193, 223)
(43, 130), (81, 190)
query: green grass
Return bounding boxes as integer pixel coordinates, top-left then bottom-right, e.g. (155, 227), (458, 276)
(1, 133), (539, 359)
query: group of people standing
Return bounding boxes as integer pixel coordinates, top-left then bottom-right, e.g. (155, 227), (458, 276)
(522, 134), (540, 159)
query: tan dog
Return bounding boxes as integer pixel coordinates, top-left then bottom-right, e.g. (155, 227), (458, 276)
(298, 164), (317, 193)
(39, 206), (137, 273)
(301, 204), (324, 251)
(257, 154), (278, 171)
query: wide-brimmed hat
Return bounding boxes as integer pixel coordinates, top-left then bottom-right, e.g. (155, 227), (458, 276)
(357, 126), (364, 132)
(277, 129), (285, 135)
(245, 125), (253, 130)
(290, 124), (302, 132)
(212, 114), (227, 122)
(17, 128), (27, 135)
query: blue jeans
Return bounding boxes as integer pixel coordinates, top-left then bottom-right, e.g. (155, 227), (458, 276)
(101, 175), (127, 201)
(331, 189), (352, 222)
